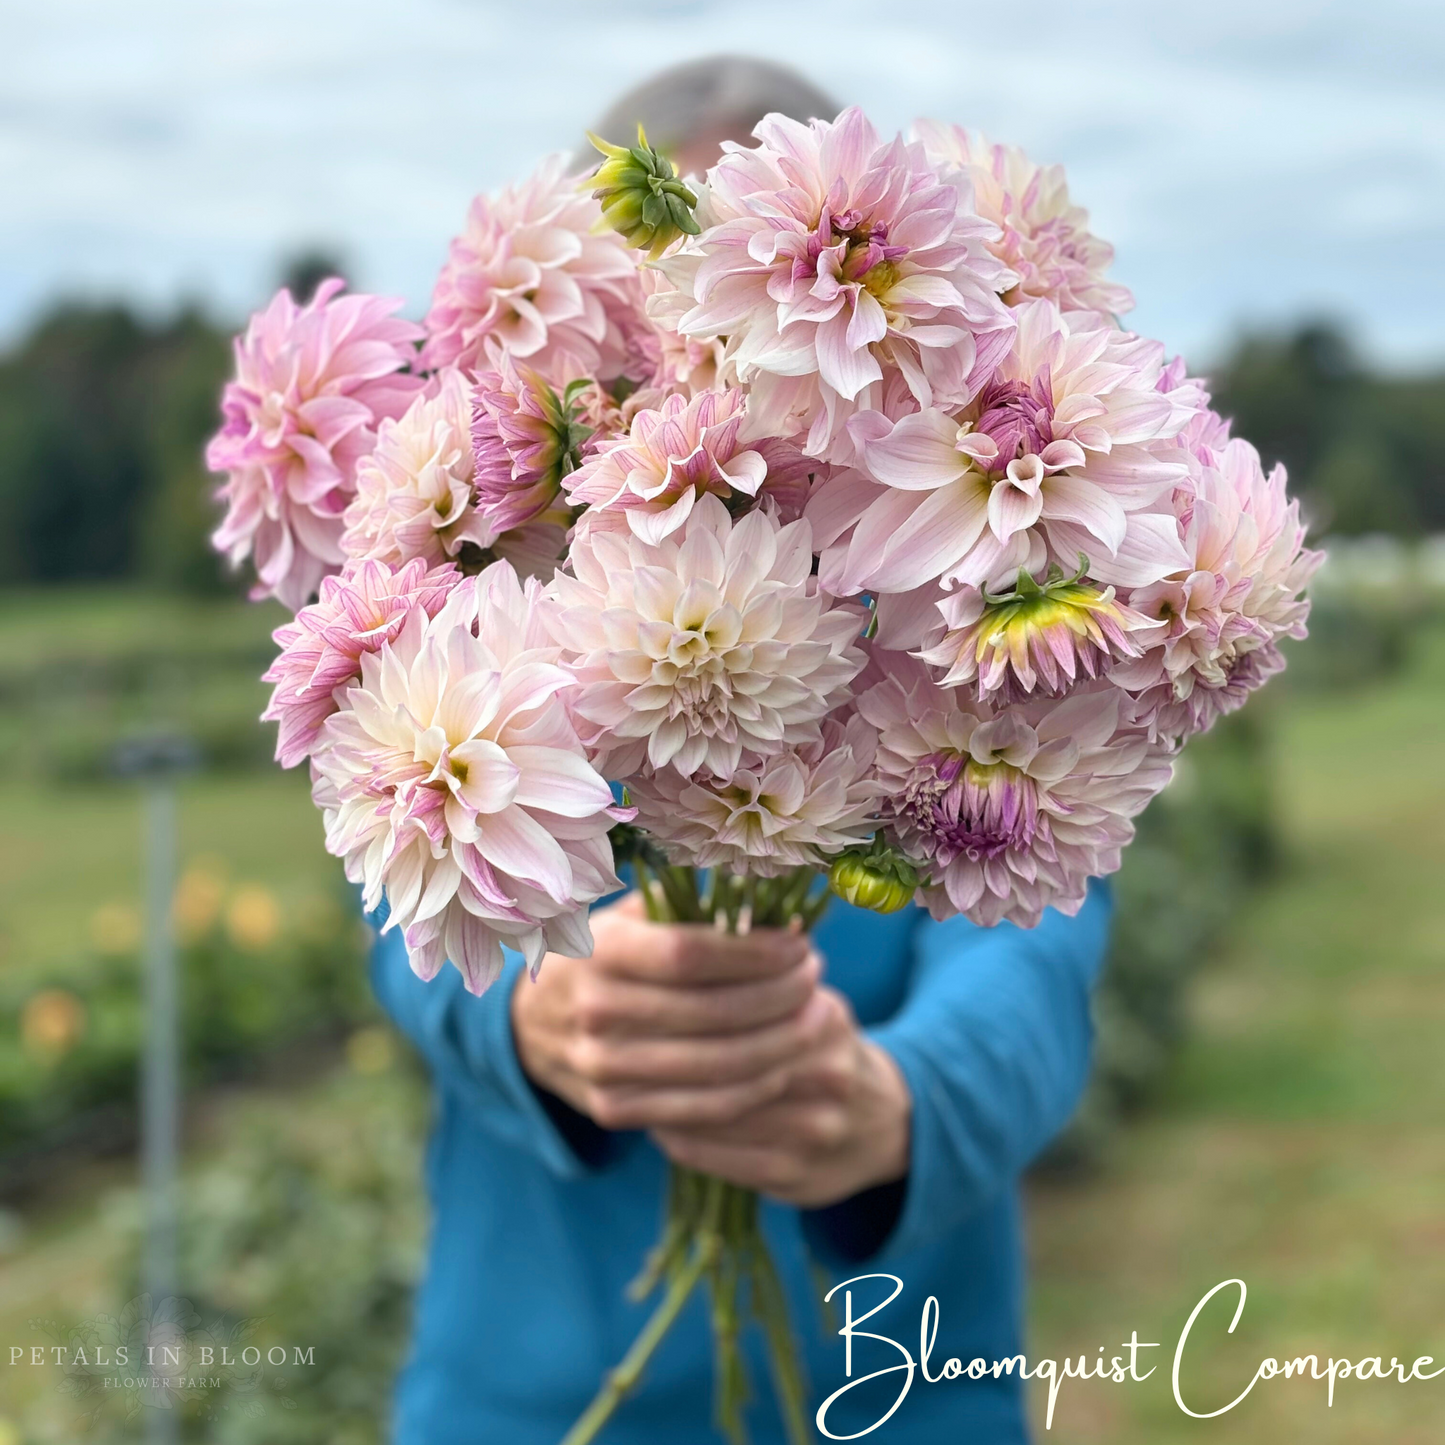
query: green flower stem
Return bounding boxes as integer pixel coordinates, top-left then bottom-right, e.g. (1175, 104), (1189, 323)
(565, 867), (821, 1445)
(748, 1231), (813, 1445)
(561, 1174), (728, 1445)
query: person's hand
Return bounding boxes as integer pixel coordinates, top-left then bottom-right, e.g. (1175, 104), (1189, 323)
(512, 892), (827, 1133)
(650, 985), (911, 1209)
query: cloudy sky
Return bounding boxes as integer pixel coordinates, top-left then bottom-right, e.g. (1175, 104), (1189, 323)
(3, 0), (1443, 368)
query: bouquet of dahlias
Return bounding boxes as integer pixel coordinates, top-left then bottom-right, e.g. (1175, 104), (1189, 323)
(208, 107), (1320, 1444)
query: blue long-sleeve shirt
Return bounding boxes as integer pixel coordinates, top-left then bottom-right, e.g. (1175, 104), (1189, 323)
(370, 884), (1111, 1444)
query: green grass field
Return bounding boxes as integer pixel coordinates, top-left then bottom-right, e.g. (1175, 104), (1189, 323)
(0, 586), (344, 985)
(1026, 626), (1445, 1443)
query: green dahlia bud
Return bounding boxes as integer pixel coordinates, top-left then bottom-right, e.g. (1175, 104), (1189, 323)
(586, 125), (701, 259)
(827, 848), (921, 915)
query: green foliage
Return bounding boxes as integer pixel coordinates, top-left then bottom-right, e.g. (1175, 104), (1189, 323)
(0, 585), (293, 789)
(124, 1068), (426, 1445)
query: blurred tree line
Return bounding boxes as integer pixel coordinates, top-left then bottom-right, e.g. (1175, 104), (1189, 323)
(0, 294), (1442, 600)
(1211, 323), (1445, 536)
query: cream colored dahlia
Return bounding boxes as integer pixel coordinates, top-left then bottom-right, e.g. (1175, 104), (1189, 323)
(341, 368), (566, 581)
(546, 494), (865, 780)
(627, 715), (882, 875)
(341, 369), (490, 569)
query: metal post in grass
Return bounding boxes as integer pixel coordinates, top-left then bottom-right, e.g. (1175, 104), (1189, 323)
(114, 734), (199, 1445)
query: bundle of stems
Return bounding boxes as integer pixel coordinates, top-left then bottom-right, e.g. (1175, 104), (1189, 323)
(562, 860), (827, 1445)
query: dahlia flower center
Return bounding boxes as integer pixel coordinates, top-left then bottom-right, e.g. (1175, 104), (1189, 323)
(973, 377), (1055, 472)
(810, 205), (910, 297)
(906, 751), (1040, 862)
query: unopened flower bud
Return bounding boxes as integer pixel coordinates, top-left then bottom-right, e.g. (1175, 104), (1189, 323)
(827, 849), (920, 914)
(586, 126), (701, 259)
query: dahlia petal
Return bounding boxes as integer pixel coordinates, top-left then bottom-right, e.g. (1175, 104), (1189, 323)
(864, 410), (972, 491)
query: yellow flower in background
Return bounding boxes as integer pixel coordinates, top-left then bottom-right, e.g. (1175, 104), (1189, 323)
(0, 1416), (21, 1445)
(90, 901), (142, 955)
(21, 988), (87, 1058)
(173, 858), (228, 942)
(346, 1025), (395, 1076)
(225, 885), (281, 951)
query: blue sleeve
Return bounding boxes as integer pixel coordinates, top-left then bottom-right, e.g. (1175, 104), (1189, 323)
(855, 881), (1112, 1261)
(369, 919), (595, 1180)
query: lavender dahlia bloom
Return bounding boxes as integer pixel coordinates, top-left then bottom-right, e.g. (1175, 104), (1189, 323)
(627, 714), (882, 875)
(207, 279), (424, 610)
(912, 121), (1134, 317)
(860, 656), (1173, 927)
(262, 557), (461, 769)
(547, 494), (865, 781)
(814, 299), (1196, 602)
(652, 106), (1016, 464)
(422, 155), (642, 381)
(312, 564), (624, 993)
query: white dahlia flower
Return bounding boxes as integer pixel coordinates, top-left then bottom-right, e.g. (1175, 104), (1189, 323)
(628, 714), (882, 875)
(547, 494), (865, 780)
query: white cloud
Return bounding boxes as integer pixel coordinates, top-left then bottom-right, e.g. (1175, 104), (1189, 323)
(1, 0), (1442, 365)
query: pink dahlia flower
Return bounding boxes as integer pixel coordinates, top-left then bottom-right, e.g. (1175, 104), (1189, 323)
(628, 714), (882, 875)
(912, 121), (1134, 316)
(1113, 438), (1323, 738)
(312, 564), (624, 993)
(1157, 356), (1230, 464)
(207, 279), (424, 610)
(653, 107), (1016, 463)
(564, 387), (767, 543)
(547, 494), (865, 780)
(341, 369), (491, 569)
(814, 300), (1196, 600)
(422, 155), (642, 380)
(263, 557), (461, 768)
(641, 265), (727, 395)
(859, 656), (1173, 927)
(470, 354), (593, 535)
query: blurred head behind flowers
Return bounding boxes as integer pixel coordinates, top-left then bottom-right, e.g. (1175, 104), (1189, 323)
(587, 55), (840, 175)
